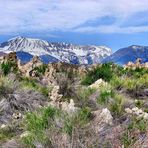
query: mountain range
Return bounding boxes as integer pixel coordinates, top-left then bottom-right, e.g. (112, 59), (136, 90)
(0, 37), (111, 64)
(103, 45), (148, 65)
(0, 36), (147, 65)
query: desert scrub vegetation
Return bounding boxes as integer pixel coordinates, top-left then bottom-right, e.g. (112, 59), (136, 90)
(109, 93), (125, 117)
(74, 87), (96, 107)
(97, 83), (125, 117)
(22, 106), (60, 147)
(97, 84), (114, 105)
(0, 76), (15, 97)
(121, 117), (148, 147)
(33, 64), (48, 76)
(21, 106), (93, 147)
(122, 74), (148, 91)
(63, 107), (92, 136)
(81, 63), (113, 85)
(20, 77), (51, 97)
(0, 126), (14, 142)
(125, 67), (148, 78)
(1, 61), (18, 76)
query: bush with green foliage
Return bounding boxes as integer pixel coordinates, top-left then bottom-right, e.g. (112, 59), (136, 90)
(0, 127), (15, 142)
(75, 87), (96, 107)
(97, 84), (114, 105)
(21, 77), (50, 97)
(109, 94), (125, 117)
(22, 106), (59, 147)
(33, 64), (48, 75)
(122, 73), (148, 92)
(135, 100), (144, 108)
(64, 107), (92, 136)
(0, 77), (14, 98)
(121, 117), (148, 147)
(81, 63), (113, 85)
(1, 61), (18, 76)
(126, 67), (148, 78)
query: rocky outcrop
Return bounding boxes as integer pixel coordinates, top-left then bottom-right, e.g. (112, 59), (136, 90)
(89, 79), (107, 89)
(92, 108), (113, 133)
(49, 85), (63, 108)
(18, 56), (43, 77)
(124, 58), (148, 69)
(125, 107), (148, 120)
(61, 99), (79, 115)
(3, 52), (17, 64)
(49, 85), (78, 114)
(44, 62), (87, 85)
(0, 52), (18, 72)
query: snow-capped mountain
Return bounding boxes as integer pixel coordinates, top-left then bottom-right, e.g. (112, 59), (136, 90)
(0, 36), (112, 64)
(102, 45), (148, 65)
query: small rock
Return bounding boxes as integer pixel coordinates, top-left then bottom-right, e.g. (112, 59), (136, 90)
(132, 107), (139, 112)
(99, 108), (113, 125)
(125, 108), (133, 114)
(89, 79), (107, 89)
(20, 131), (30, 138)
(134, 109), (143, 116)
(143, 113), (148, 120)
(61, 99), (78, 114)
(1, 124), (6, 129)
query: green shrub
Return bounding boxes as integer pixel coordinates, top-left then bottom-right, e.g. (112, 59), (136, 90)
(22, 106), (59, 147)
(121, 131), (136, 148)
(126, 67), (148, 78)
(25, 106), (58, 132)
(22, 131), (51, 148)
(0, 77), (14, 97)
(1, 61), (18, 76)
(81, 63), (113, 85)
(75, 87), (96, 107)
(144, 108), (148, 113)
(135, 100), (144, 108)
(63, 107), (92, 136)
(0, 127), (15, 142)
(33, 64), (48, 75)
(75, 107), (92, 126)
(113, 65), (126, 77)
(122, 74), (148, 91)
(98, 87), (114, 105)
(110, 75), (123, 90)
(109, 94), (124, 117)
(21, 77), (51, 97)
(63, 117), (73, 136)
(121, 117), (148, 147)
(128, 118), (147, 133)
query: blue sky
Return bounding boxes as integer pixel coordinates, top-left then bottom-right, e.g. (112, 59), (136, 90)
(0, 0), (148, 52)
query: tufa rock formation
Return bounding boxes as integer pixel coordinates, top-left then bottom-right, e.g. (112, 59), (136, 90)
(18, 56), (43, 77)
(124, 58), (148, 69)
(3, 52), (18, 64)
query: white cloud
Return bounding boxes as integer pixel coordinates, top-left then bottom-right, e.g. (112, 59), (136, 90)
(0, 0), (148, 34)
(74, 25), (148, 34)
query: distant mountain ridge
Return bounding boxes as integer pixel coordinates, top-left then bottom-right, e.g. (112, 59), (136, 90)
(0, 36), (111, 64)
(102, 45), (148, 65)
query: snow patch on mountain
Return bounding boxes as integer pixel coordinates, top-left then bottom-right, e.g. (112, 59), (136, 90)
(0, 37), (112, 64)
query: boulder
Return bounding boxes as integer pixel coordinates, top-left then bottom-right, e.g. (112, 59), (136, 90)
(89, 79), (107, 89)
(92, 108), (113, 133)
(61, 99), (78, 114)
(18, 56), (42, 77)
